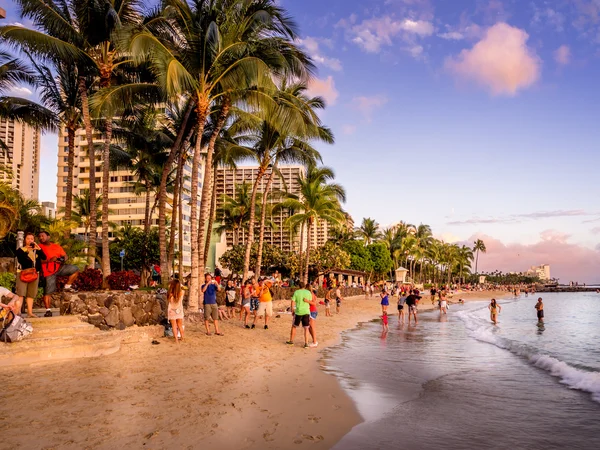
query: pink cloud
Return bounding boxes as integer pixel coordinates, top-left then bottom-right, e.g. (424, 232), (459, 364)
(468, 232), (600, 283)
(341, 124), (356, 135)
(307, 76), (339, 106)
(591, 227), (600, 235)
(351, 95), (388, 121)
(554, 45), (571, 65)
(445, 22), (541, 96)
(296, 37), (343, 71)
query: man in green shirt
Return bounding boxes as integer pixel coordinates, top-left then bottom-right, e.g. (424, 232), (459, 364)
(286, 283), (313, 348)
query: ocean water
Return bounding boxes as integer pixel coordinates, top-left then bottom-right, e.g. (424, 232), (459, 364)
(324, 293), (600, 450)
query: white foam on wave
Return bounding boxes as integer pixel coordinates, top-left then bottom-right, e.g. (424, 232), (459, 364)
(456, 310), (600, 403)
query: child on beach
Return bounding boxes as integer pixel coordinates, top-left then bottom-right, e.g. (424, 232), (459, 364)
(167, 280), (185, 344)
(225, 280), (236, 319)
(381, 312), (389, 331)
(488, 299), (501, 324)
(397, 291), (407, 323)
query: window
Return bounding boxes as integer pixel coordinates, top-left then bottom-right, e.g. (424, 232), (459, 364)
(63, 157), (68, 162)
(110, 176), (118, 182)
(63, 167), (68, 172)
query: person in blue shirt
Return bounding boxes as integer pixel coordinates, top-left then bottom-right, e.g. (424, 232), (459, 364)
(201, 273), (223, 336)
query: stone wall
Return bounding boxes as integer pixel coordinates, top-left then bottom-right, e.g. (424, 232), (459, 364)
(58, 291), (167, 331)
(0, 257), (15, 274)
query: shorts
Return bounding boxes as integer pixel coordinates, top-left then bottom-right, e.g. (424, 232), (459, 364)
(257, 301), (273, 317)
(336, 299), (341, 307)
(409, 305), (417, 313)
(293, 314), (310, 327)
(381, 299), (389, 306)
(537, 310), (544, 319)
(15, 275), (39, 298)
(440, 301), (447, 308)
(397, 304), (404, 311)
(242, 298), (251, 309)
(225, 299), (235, 308)
(250, 298), (259, 312)
(44, 264), (79, 294)
(310, 311), (318, 320)
(203, 303), (219, 321)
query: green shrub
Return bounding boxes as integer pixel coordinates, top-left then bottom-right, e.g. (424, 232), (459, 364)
(0, 272), (16, 291)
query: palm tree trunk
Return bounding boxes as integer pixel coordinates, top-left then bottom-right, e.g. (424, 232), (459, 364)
(475, 250), (479, 274)
(304, 220), (312, 284)
(188, 102), (209, 313)
(203, 164), (218, 271)
(63, 126), (76, 239)
(242, 165), (266, 281)
(159, 101), (194, 286)
(254, 168), (275, 278)
(168, 152), (184, 263)
(101, 118), (112, 282)
(198, 99), (230, 277)
(298, 221), (305, 280)
(144, 180), (152, 235)
(78, 77), (97, 269)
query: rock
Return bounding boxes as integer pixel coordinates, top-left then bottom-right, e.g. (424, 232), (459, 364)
(87, 313), (104, 327)
(99, 307), (109, 317)
(143, 301), (154, 313)
(120, 307), (135, 327)
(99, 324), (110, 331)
(131, 305), (145, 323)
(151, 302), (162, 321)
(116, 321), (126, 330)
(105, 307), (119, 327)
(75, 300), (87, 314)
(104, 296), (115, 309)
(87, 306), (99, 315)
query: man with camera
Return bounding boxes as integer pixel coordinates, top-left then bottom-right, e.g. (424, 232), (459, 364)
(38, 231), (80, 317)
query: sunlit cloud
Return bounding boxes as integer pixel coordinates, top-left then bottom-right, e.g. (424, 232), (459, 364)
(554, 45), (571, 65)
(307, 76), (339, 106)
(351, 95), (388, 121)
(447, 210), (590, 225)
(445, 22), (541, 96)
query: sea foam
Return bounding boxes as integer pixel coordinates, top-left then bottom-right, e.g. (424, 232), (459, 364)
(456, 311), (600, 403)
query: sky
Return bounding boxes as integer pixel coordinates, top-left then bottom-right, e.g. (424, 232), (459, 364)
(4, 0), (600, 282)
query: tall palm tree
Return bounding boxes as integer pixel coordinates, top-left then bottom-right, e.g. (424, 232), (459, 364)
(282, 166), (346, 284)
(357, 218), (381, 245)
(0, 184), (18, 239)
(473, 239), (487, 274)
(30, 58), (81, 236)
(215, 183), (261, 247)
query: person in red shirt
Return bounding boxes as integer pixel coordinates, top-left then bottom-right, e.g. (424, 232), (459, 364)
(38, 231), (80, 317)
(307, 288), (319, 348)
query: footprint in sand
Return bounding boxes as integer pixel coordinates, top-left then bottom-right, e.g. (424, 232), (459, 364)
(308, 416), (321, 423)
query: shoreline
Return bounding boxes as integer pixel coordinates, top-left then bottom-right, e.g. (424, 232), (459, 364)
(0, 291), (507, 449)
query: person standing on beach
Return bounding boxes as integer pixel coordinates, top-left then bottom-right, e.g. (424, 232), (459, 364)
(430, 286), (437, 305)
(308, 288), (319, 347)
(286, 283), (312, 348)
(535, 297), (544, 323)
(397, 291), (407, 323)
(253, 277), (274, 330)
(225, 279), (236, 319)
(405, 290), (420, 325)
(381, 312), (389, 332)
(439, 289), (448, 315)
(325, 287), (333, 316)
(249, 277), (260, 329)
(201, 273), (223, 336)
(240, 279), (252, 328)
(167, 279), (185, 344)
(335, 286), (343, 314)
(380, 288), (389, 314)
(488, 299), (501, 324)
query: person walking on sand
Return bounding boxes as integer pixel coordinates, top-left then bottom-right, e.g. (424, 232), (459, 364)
(535, 297), (544, 323)
(397, 290), (407, 323)
(167, 279), (185, 344)
(380, 288), (389, 314)
(253, 277), (274, 330)
(324, 287), (333, 317)
(201, 273), (223, 336)
(488, 299), (501, 325)
(286, 283), (312, 348)
(439, 289), (448, 315)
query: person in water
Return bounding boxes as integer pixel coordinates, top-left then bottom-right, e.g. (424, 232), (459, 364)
(488, 298), (501, 324)
(535, 297), (544, 323)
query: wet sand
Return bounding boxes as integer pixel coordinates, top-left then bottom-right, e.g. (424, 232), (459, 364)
(0, 290), (507, 449)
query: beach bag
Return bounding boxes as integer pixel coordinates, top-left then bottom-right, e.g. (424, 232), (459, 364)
(19, 268), (38, 283)
(1, 313), (32, 343)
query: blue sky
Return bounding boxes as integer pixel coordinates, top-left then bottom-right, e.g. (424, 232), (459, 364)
(4, 0), (600, 281)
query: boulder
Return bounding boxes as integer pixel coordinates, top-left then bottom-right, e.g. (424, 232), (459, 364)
(151, 302), (163, 321)
(105, 306), (119, 327)
(131, 304), (145, 323)
(87, 313), (104, 327)
(99, 307), (109, 317)
(104, 295), (115, 309)
(120, 307), (135, 327)
(143, 301), (154, 313)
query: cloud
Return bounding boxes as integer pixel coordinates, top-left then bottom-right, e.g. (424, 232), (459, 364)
(554, 45), (571, 65)
(466, 232), (600, 283)
(447, 210), (590, 225)
(307, 76), (339, 106)
(338, 15), (433, 55)
(296, 37), (343, 71)
(591, 227), (600, 235)
(438, 31), (464, 40)
(351, 95), (388, 121)
(341, 124), (356, 135)
(8, 86), (33, 96)
(445, 22), (541, 96)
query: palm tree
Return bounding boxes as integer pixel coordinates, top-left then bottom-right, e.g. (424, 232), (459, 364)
(473, 239), (487, 274)
(357, 218), (381, 245)
(0, 184), (18, 239)
(282, 166), (346, 284)
(215, 183), (261, 247)
(64, 189), (104, 240)
(29, 58), (81, 236)
(457, 245), (474, 285)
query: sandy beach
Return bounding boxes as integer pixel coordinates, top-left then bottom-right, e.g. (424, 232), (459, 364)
(0, 290), (508, 450)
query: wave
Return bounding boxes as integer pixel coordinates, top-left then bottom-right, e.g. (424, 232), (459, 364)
(456, 311), (600, 403)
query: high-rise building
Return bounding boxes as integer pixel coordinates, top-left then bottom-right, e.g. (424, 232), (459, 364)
(56, 127), (199, 270)
(41, 201), (56, 219)
(0, 118), (41, 200)
(214, 165), (303, 253)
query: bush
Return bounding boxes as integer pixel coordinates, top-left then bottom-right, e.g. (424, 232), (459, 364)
(72, 268), (103, 291)
(107, 271), (141, 290)
(0, 272), (16, 292)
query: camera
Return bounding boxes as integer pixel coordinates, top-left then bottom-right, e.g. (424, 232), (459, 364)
(56, 256), (66, 264)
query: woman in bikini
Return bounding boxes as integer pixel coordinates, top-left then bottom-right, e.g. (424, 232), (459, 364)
(488, 298), (501, 324)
